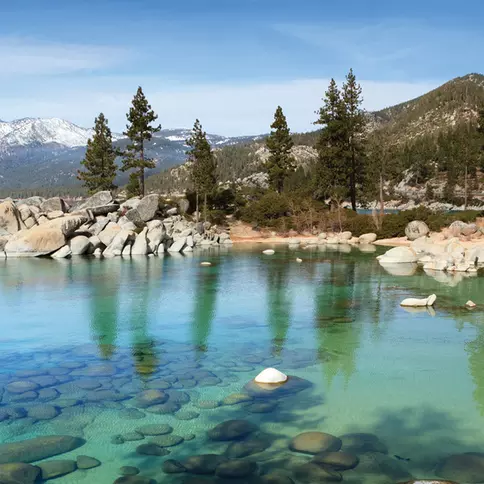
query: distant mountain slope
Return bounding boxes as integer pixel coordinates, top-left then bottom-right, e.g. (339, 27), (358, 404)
(147, 73), (484, 194)
(0, 118), (260, 189)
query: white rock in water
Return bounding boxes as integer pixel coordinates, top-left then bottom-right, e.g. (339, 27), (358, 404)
(466, 300), (477, 308)
(400, 294), (437, 307)
(255, 368), (288, 384)
(263, 249), (275, 255)
(296, 258), (302, 263)
(200, 261), (212, 266)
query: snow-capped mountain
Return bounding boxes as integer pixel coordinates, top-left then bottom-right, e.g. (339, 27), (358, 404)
(0, 117), (124, 150)
(0, 117), (261, 190)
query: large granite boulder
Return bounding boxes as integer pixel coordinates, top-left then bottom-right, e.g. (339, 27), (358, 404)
(75, 191), (113, 210)
(358, 233), (377, 244)
(137, 194), (159, 222)
(69, 235), (91, 255)
(5, 215), (88, 257)
(38, 460), (77, 480)
(98, 222), (122, 246)
(377, 246), (418, 264)
(0, 201), (23, 235)
(40, 197), (68, 213)
(147, 221), (165, 254)
(103, 230), (134, 257)
(131, 227), (149, 255)
(0, 435), (85, 464)
(405, 221), (429, 241)
(168, 237), (186, 253)
(23, 196), (44, 208)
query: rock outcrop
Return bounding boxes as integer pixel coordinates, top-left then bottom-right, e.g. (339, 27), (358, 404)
(0, 192), (231, 258)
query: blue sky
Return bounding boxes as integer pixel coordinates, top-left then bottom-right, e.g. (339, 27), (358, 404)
(0, 0), (482, 135)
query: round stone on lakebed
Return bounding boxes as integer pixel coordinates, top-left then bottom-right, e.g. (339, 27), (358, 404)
(175, 411), (200, 421)
(119, 466), (139, 476)
(136, 443), (170, 456)
(162, 459), (186, 474)
(119, 408), (145, 420)
(183, 454), (228, 474)
(226, 437), (272, 458)
(289, 432), (342, 455)
(0, 463), (40, 484)
(222, 393), (253, 406)
(122, 432), (145, 442)
(135, 424), (173, 436)
(145, 401), (180, 414)
(149, 434), (184, 447)
(435, 452), (484, 483)
(244, 375), (312, 399)
(6, 381), (40, 394)
(38, 459), (77, 480)
(208, 419), (258, 441)
(27, 404), (60, 420)
(312, 451), (359, 470)
(293, 462), (342, 482)
(134, 390), (168, 408)
(262, 472), (295, 484)
(113, 476), (157, 484)
(77, 455), (101, 469)
(195, 400), (220, 410)
(0, 435), (85, 464)
(215, 459), (258, 478)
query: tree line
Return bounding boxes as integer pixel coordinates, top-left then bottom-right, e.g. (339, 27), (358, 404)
(78, 71), (484, 216)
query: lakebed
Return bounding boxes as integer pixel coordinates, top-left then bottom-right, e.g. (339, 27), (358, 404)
(0, 245), (484, 483)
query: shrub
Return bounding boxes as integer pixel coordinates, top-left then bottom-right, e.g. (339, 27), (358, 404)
(241, 192), (290, 226)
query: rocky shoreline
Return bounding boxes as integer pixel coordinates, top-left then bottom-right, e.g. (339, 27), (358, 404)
(0, 191), (233, 258)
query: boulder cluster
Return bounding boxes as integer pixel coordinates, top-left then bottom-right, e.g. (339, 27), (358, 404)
(378, 220), (484, 273)
(0, 191), (232, 258)
(289, 232), (378, 246)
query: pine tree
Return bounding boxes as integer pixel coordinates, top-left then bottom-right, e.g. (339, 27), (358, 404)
(314, 78), (347, 206)
(265, 106), (295, 193)
(77, 113), (118, 194)
(122, 87), (161, 197)
(186, 119), (217, 222)
(341, 68), (367, 211)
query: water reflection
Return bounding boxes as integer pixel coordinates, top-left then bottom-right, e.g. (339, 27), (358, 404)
(191, 262), (220, 354)
(266, 259), (292, 356)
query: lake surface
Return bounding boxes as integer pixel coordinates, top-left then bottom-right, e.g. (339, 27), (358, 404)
(1, 245), (484, 483)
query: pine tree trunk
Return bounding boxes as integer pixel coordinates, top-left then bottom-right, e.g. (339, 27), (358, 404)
(464, 164), (468, 210)
(204, 193), (208, 223)
(139, 143), (145, 197)
(350, 146), (357, 212)
(379, 173), (384, 220)
(337, 201), (342, 232)
(196, 192), (199, 223)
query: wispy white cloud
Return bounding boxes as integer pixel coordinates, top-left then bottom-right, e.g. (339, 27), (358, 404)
(0, 37), (130, 76)
(0, 76), (440, 136)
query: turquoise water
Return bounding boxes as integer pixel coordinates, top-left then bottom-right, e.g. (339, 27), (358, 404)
(1, 245), (484, 483)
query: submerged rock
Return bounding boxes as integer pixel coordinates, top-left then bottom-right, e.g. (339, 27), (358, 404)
(136, 443), (170, 456)
(0, 435), (85, 464)
(244, 375), (312, 398)
(135, 424), (173, 436)
(38, 459), (77, 480)
(289, 432), (342, 455)
(0, 463), (40, 484)
(162, 459), (186, 474)
(216, 459), (258, 478)
(312, 451), (359, 470)
(208, 419), (258, 441)
(293, 462), (342, 482)
(77, 455), (101, 469)
(182, 454), (228, 474)
(255, 368), (288, 384)
(263, 249), (275, 255)
(113, 476), (157, 484)
(226, 437), (271, 458)
(119, 466), (140, 476)
(435, 452), (484, 483)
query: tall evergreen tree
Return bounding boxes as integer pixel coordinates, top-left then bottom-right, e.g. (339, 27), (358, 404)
(265, 106), (295, 193)
(77, 113), (118, 194)
(186, 119), (217, 222)
(122, 87), (161, 197)
(341, 68), (367, 211)
(314, 78), (347, 205)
